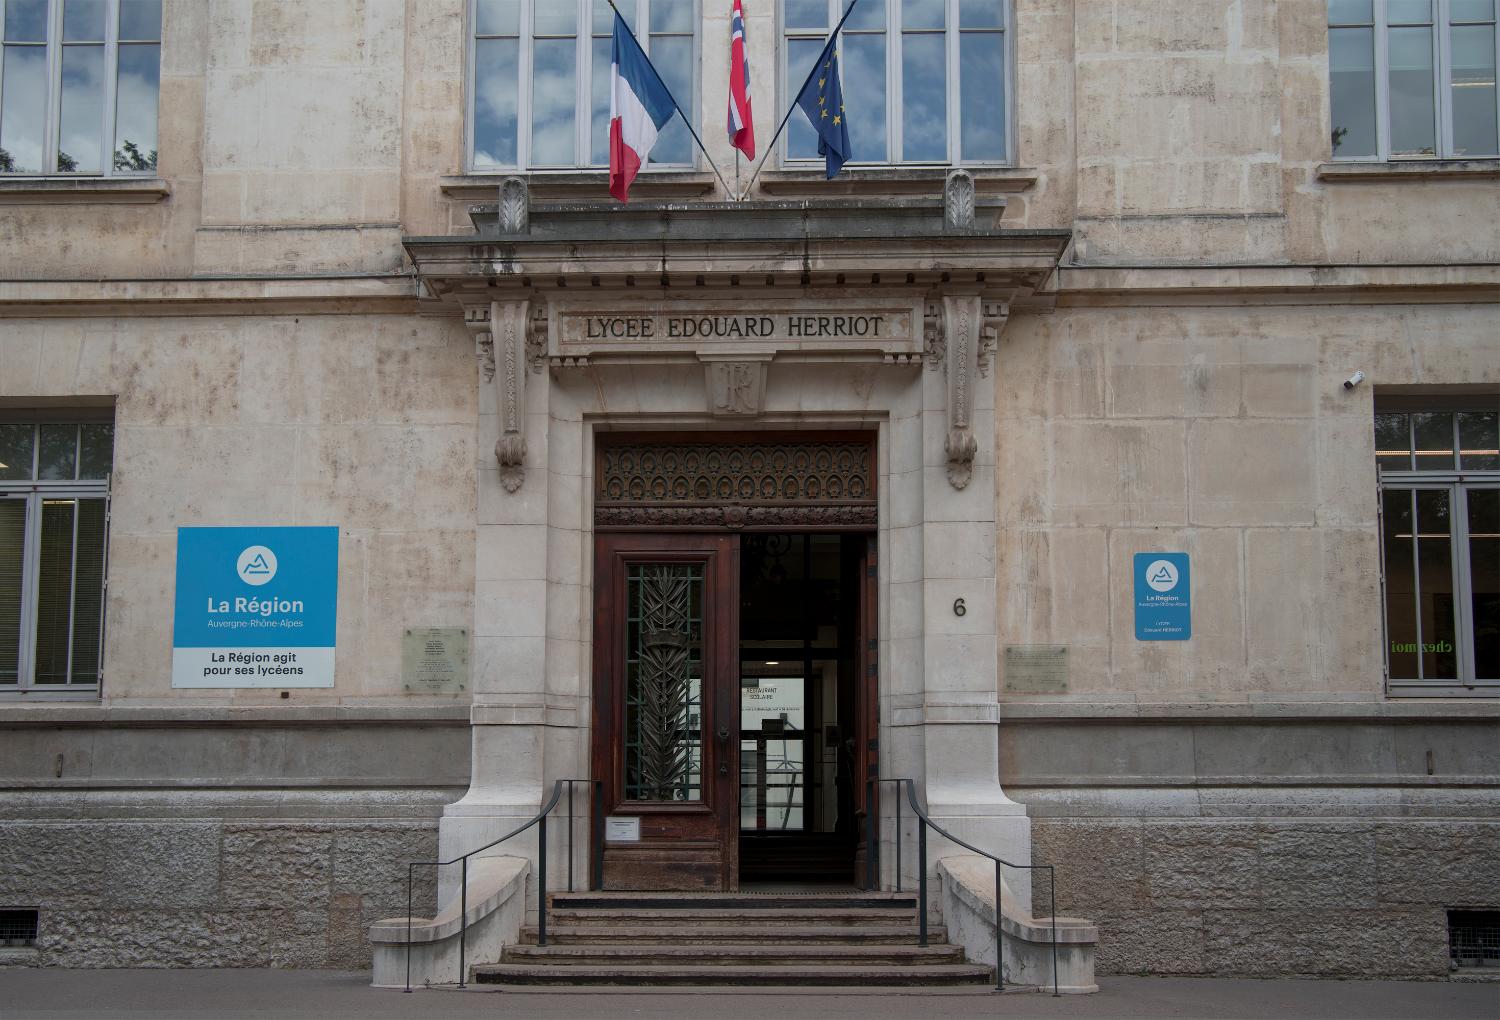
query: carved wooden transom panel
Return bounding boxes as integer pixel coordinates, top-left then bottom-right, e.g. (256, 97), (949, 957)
(595, 437), (876, 531)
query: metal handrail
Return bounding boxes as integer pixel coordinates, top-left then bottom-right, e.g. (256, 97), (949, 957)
(401, 777), (602, 992)
(867, 777), (1060, 996)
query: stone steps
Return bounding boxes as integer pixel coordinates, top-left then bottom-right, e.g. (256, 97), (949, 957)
(471, 891), (991, 988)
(519, 924), (947, 945)
(503, 942), (968, 966)
(472, 963), (995, 986)
(546, 907), (920, 926)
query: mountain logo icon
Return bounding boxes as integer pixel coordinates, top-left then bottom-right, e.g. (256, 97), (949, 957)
(1145, 559), (1180, 593)
(237, 545), (279, 586)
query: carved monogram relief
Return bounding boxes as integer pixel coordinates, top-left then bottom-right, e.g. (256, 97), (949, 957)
(704, 360), (768, 417)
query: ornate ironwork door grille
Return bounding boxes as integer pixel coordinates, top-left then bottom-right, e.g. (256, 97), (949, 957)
(595, 434), (877, 532)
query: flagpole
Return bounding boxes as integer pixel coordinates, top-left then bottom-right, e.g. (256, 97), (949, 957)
(739, 0), (860, 200)
(607, 0), (736, 201)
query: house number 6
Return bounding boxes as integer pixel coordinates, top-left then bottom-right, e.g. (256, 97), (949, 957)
(953, 598), (966, 617)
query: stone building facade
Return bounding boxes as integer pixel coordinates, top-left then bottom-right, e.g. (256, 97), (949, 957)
(1, 0), (1496, 978)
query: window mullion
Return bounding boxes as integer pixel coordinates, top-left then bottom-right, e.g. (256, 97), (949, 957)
(884, 1), (898, 163)
(465, 0), (477, 169)
(1452, 484), (1475, 683)
(576, 0), (589, 169)
(691, 0), (701, 170)
(946, 0), (959, 163)
(65, 498), (78, 684)
(1005, 0), (1015, 162)
(1409, 488), (1425, 680)
(1435, 0), (1453, 156)
(1377, 483), (1392, 684)
(18, 493), (42, 688)
(95, 493), (110, 685)
(1375, 4), (1392, 161)
(44, 0), (63, 174)
(519, 0), (535, 169)
(101, 0), (120, 177)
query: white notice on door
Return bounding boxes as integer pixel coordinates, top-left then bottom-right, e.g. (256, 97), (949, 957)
(604, 816), (641, 842)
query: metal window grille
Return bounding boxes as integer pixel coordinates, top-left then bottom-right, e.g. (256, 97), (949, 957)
(0, 909), (38, 947)
(1448, 909), (1500, 968)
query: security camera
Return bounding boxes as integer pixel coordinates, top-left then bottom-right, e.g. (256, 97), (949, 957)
(1343, 371), (1366, 390)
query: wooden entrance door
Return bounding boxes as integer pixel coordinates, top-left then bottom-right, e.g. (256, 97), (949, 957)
(592, 533), (740, 890)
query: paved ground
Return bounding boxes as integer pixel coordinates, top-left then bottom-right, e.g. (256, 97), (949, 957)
(0, 970), (1496, 1020)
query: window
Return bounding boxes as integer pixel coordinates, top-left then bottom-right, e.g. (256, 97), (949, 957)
(0, 0), (161, 175)
(469, 0), (697, 171)
(782, 0), (1010, 167)
(1375, 401), (1499, 695)
(0, 418), (113, 695)
(0, 909), (38, 947)
(1329, 0), (1500, 160)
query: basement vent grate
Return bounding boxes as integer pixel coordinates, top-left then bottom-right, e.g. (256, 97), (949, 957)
(1449, 910), (1500, 969)
(0, 909), (38, 947)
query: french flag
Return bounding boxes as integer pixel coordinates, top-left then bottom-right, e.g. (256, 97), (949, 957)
(727, 0), (755, 159)
(609, 13), (678, 203)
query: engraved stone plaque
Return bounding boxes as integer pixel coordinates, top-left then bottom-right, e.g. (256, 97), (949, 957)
(402, 627), (469, 694)
(552, 300), (922, 359)
(1003, 645), (1069, 694)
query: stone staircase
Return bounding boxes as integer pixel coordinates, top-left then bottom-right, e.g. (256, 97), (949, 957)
(471, 891), (994, 986)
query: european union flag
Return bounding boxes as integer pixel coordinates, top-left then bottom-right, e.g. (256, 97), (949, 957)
(796, 36), (850, 179)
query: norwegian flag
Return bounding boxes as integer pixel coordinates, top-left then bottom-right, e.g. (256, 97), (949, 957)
(726, 0), (755, 159)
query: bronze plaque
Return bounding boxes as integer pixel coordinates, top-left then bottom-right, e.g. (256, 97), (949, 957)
(402, 627), (469, 694)
(1003, 645), (1069, 694)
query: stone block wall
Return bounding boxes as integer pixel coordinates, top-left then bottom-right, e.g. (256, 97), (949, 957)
(0, 818), (438, 968)
(1031, 816), (1500, 977)
(995, 301), (1497, 702)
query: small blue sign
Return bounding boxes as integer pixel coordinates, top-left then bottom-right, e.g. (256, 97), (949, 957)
(172, 526), (339, 687)
(1134, 552), (1191, 641)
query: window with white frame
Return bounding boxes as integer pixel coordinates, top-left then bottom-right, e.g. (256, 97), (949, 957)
(1329, 0), (1500, 160)
(469, 0), (697, 171)
(782, 0), (1010, 167)
(0, 418), (113, 695)
(1375, 401), (1499, 695)
(0, 0), (161, 175)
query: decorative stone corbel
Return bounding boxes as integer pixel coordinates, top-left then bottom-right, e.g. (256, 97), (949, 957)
(492, 298), (531, 492)
(525, 300), (549, 372)
(464, 304), (494, 382)
(978, 298), (1008, 378)
(942, 294), (983, 489)
(923, 299), (945, 370)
